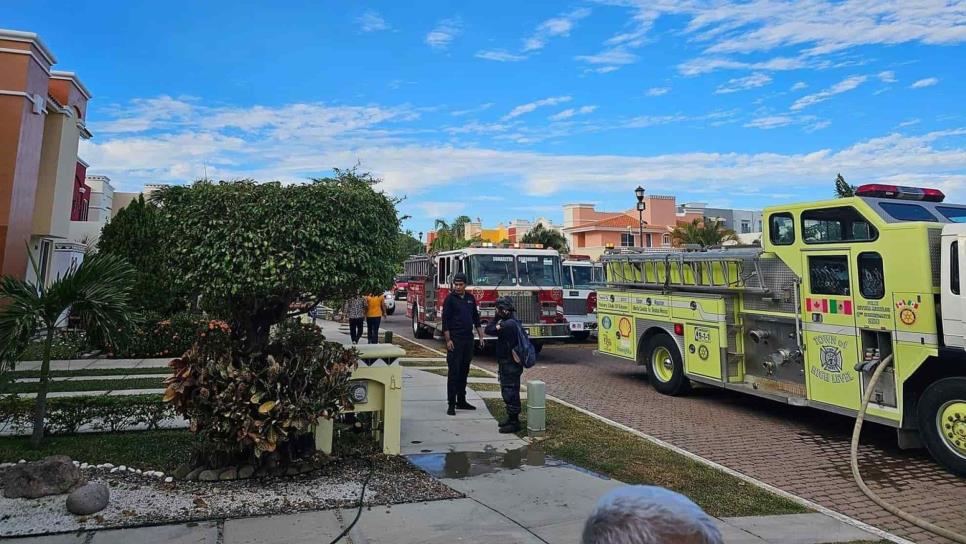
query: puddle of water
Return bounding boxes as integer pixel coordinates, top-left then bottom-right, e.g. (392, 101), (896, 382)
(407, 445), (573, 479)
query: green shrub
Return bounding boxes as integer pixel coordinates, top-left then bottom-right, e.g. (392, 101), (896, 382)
(0, 395), (174, 435)
(17, 330), (89, 361)
(165, 319), (355, 467)
(108, 311), (206, 359)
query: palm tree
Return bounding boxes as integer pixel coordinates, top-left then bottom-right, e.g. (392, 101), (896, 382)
(834, 173), (856, 198)
(671, 218), (738, 248)
(0, 253), (135, 446)
(429, 216), (473, 252)
(521, 223), (569, 252)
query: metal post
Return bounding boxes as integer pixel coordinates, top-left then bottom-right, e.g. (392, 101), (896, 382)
(635, 185), (646, 248)
(526, 380), (546, 438)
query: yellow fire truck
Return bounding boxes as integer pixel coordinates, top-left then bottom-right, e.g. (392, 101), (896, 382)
(597, 184), (966, 475)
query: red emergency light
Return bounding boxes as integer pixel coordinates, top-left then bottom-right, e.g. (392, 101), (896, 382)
(855, 184), (945, 202)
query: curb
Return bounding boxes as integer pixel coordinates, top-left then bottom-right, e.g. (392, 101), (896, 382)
(393, 334), (447, 356)
(406, 330), (910, 543)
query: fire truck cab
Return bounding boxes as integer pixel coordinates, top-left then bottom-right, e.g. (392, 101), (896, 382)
(562, 256), (603, 340)
(405, 245), (571, 348)
(597, 184), (966, 475)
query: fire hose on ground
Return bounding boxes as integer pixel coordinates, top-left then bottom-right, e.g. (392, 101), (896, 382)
(851, 354), (966, 543)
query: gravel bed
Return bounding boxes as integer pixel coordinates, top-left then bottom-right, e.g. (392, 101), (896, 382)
(0, 455), (462, 537)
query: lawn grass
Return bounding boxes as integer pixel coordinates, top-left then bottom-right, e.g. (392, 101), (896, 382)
(422, 368), (491, 379)
(0, 429), (198, 471)
(399, 360), (447, 367)
(469, 383), (503, 392)
(0, 377), (165, 395)
(6, 367), (171, 379)
(482, 398), (810, 518)
(392, 337), (443, 358)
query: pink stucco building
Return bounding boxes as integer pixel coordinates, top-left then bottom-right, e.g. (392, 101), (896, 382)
(562, 196), (705, 259)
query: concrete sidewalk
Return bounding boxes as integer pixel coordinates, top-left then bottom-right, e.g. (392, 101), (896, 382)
(10, 370), (886, 544)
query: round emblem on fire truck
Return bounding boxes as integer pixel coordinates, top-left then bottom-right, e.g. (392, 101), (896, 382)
(698, 345), (709, 360)
(899, 308), (917, 325)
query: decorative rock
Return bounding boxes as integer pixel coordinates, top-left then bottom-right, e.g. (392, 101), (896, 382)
(164, 477), (174, 483)
(18, 459), (26, 463)
(219, 467), (238, 481)
(134, 469), (142, 475)
(109, 468), (119, 474)
(172, 464), (193, 480)
(66, 482), (109, 515)
(73, 461), (80, 467)
(185, 468), (205, 481)
(2, 455), (84, 499)
(198, 469), (220, 482)
(117, 465), (127, 471)
(102, 463), (114, 469)
(80, 463), (89, 470)
(237, 465), (255, 479)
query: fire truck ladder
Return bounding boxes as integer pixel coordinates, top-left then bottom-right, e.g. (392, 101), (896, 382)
(601, 248), (770, 295)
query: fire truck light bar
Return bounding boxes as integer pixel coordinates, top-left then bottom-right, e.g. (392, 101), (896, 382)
(855, 183), (945, 202)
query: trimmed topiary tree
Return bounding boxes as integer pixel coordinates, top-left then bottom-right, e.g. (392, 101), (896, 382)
(159, 170), (401, 467)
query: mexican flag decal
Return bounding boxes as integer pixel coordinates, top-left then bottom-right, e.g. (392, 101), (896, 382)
(806, 298), (853, 315)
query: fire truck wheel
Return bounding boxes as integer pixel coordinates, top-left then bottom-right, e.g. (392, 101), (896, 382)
(918, 377), (966, 476)
(645, 334), (691, 396)
(412, 311), (432, 339)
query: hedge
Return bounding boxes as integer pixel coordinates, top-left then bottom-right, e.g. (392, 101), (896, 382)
(0, 395), (176, 435)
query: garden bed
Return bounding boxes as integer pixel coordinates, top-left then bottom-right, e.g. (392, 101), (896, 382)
(0, 453), (461, 537)
(391, 336), (443, 359)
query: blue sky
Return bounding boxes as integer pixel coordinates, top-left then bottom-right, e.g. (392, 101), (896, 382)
(7, 1), (966, 235)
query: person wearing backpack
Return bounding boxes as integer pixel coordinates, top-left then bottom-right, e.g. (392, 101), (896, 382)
(484, 296), (528, 434)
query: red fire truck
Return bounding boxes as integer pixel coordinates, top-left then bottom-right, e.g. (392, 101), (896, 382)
(404, 245), (571, 350)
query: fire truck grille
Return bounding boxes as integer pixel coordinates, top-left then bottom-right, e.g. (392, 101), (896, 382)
(563, 298), (587, 316)
(511, 293), (541, 324)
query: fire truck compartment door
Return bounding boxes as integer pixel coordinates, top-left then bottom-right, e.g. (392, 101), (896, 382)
(684, 323), (722, 380)
(802, 250), (861, 411)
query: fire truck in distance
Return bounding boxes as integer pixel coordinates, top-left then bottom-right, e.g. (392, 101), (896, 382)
(404, 244), (570, 349)
(596, 183), (966, 475)
(562, 256), (603, 340)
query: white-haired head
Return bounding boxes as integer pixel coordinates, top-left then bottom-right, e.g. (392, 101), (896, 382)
(583, 486), (723, 544)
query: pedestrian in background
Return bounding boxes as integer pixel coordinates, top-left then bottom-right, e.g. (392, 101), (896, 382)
(341, 293), (366, 345)
(364, 291), (386, 344)
(583, 485), (723, 544)
(484, 296), (523, 433)
(441, 272), (484, 416)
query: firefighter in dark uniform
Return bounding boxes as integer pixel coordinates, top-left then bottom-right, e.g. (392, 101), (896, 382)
(441, 273), (485, 416)
(484, 296), (523, 433)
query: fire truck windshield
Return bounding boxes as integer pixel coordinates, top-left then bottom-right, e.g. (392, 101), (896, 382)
(518, 255), (561, 286)
(467, 255), (515, 286)
(569, 265), (595, 288)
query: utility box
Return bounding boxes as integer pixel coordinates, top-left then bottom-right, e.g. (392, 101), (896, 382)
(314, 344), (405, 455)
(526, 380), (546, 438)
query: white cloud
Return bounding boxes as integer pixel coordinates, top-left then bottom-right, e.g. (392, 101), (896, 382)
(451, 103), (494, 117)
(744, 115), (795, 129)
(549, 105), (597, 121)
(678, 56), (809, 76)
(790, 75), (867, 110)
(589, 66), (620, 74)
(524, 7), (592, 52)
(715, 73), (773, 94)
(83, 95), (966, 205)
(790, 82), (808, 91)
(417, 201), (467, 219)
(607, 2), (966, 74)
(646, 87), (670, 96)
(475, 50), (527, 62)
(575, 49), (638, 65)
(911, 77), (939, 89)
(503, 96), (572, 120)
(426, 18), (462, 49)
(357, 10), (389, 32)
(898, 118), (921, 128)
(877, 70), (897, 83)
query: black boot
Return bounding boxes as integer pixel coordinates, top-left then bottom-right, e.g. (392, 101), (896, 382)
(446, 405), (456, 416)
(499, 415), (521, 434)
(455, 397), (476, 410)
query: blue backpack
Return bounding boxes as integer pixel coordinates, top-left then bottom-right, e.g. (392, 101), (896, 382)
(510, 320), (537, 369)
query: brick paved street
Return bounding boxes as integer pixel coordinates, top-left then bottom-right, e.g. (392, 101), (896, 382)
(381, 311), (966, 544)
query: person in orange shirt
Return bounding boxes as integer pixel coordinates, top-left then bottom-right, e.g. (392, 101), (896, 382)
(364, 292), (387, 344)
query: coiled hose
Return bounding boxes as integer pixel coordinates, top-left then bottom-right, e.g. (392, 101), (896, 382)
(851, 354), (966, 543)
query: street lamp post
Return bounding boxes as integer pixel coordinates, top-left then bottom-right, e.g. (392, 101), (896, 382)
(635, 186), (646, 248)
(418, 232), (424, 253)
